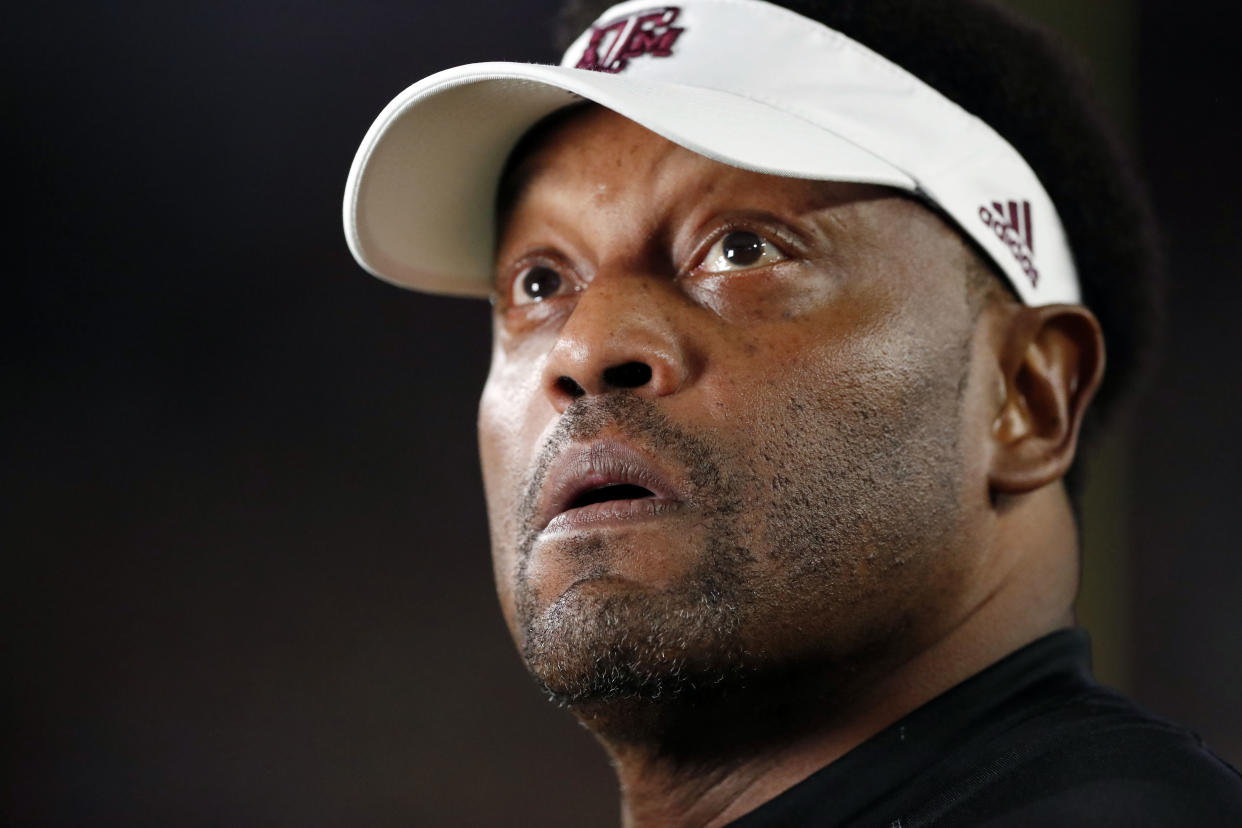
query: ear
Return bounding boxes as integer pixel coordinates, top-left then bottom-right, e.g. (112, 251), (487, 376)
(988, 304), (1106, 494)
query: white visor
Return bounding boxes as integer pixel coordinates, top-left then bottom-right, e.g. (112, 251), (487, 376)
(343, 0), (1079, 306)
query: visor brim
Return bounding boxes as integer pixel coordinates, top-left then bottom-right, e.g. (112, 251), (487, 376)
(343, 62), (916, 297)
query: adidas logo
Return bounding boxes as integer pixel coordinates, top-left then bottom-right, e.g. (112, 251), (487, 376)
(978, 199), (1038, 288)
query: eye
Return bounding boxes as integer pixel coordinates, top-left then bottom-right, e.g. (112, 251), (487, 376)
(511, 264), (565, 306)
(699, 230), (786, 273)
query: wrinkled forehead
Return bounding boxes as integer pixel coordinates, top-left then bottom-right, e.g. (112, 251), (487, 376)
(496, 104), (885, 221)
(494, 103), (602, 232)
(493, 104), (938, 262)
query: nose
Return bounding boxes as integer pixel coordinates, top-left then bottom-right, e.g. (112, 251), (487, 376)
(541, 274), (693, 413)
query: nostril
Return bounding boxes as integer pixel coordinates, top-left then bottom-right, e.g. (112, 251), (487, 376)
(556, 376), (586, 398)
(603, 361), (653, 389)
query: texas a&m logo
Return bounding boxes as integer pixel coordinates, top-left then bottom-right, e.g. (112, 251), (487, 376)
(978, 199), (1039, 288)
(575, 7), (684, 73)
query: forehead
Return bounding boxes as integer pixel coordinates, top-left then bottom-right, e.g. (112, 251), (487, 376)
(496, 104), (902, 240)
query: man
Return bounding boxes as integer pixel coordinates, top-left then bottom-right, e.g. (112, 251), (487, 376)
(343, 0), (1242, 824)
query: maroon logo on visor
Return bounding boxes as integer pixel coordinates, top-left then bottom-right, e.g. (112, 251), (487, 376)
(978, 199), (1039, 287)
(574, 7), (684, 73)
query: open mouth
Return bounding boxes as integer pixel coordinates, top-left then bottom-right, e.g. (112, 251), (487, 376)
(568, 483), (657, 509)
(546, 479), (676, 533)
(535, 441), (684, 533)
(536, 439), (690, 531)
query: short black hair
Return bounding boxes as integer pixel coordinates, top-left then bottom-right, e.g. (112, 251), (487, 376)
(554, 0), (1162, 501)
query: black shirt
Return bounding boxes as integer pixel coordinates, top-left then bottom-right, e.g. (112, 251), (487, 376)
(728, 629), (1242, 827)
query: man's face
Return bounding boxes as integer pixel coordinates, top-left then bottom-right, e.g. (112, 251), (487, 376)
(478, 107), (993, 705)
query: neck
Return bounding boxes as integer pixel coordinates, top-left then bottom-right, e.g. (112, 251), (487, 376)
(590, 658), (913, 828)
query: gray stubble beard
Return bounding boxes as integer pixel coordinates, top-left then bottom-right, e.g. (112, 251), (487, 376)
(510, 354), (967, 712)
(513, 394), (757, 706)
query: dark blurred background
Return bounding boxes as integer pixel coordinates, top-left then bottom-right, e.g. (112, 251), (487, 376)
(6, 0), (1240, 824)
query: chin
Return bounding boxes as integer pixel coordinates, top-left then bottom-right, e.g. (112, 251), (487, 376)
(518, 569), (751, 705)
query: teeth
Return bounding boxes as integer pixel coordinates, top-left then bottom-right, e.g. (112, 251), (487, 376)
(571, 483), (655, 509)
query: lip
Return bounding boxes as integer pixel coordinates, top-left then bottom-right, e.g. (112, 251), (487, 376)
(534, 440), (686, 535)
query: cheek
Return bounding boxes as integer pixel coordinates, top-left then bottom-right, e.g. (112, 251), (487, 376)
(479, 339), (549, 487)
(478, 347), (553, 600)
(685, 261), (839, 325)
(720, 284), (904, 396)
